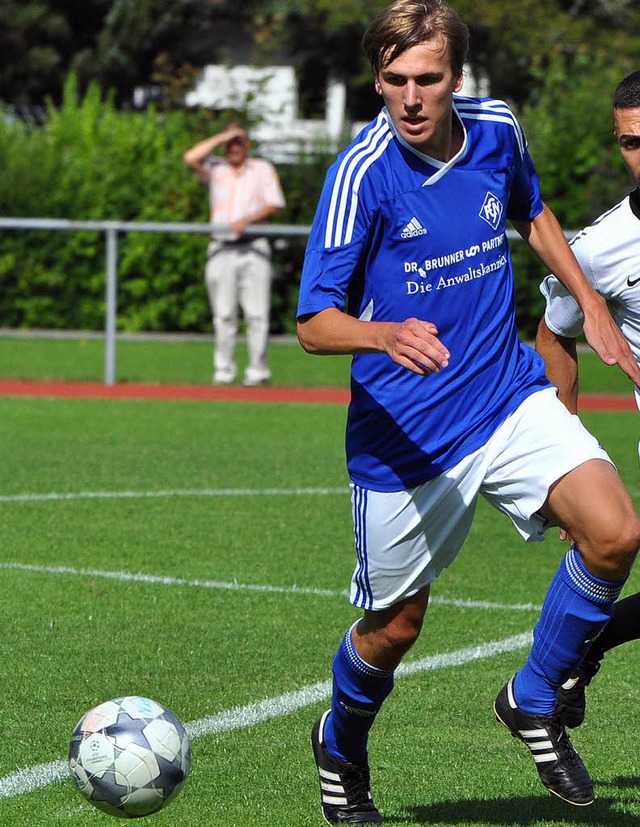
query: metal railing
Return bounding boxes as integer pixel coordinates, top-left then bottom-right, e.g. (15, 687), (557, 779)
(0, 217), (311, 385)
(0, 217), (570, 385)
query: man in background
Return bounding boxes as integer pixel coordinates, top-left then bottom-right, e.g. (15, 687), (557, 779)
(184, 123), (286, 386)
(537, 69), (640, 729)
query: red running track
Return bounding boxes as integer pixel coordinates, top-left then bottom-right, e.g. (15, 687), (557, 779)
(0, 379), (635, 410)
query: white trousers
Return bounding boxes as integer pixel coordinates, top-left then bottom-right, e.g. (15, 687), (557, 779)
(205, 238), (273, 384)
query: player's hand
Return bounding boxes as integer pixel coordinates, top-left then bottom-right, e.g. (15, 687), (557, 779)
(385, 317), (450, 375)
(583, 296), (640, 387)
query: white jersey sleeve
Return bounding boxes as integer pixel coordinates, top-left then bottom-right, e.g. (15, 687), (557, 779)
(540, 273), (585, 339)
(542, 193), (640, 348)
(541, 191), (640, 413)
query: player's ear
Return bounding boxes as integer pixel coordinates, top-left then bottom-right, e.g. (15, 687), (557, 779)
(453, 72), (464, 93)
(374, 76), (382, 96)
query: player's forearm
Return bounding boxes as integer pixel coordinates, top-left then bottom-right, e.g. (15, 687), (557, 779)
(514, 205), (602, 316)
(297, 308), (450, 376)
(535, 317), (579, 414)
(518, 205), (640, 385)
(297, 308), (393, 355)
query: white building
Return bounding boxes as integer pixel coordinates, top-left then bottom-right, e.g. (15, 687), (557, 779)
(185, 64), (488, 163)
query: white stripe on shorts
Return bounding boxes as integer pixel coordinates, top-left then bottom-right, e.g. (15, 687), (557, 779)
(352, 486), (373, 609)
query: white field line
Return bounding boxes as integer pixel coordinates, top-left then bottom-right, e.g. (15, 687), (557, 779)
(0, 630), (532, 800)
(0, 486), (348, 503)
(0, 562), (543, 612)
(2, 486), (639, 504)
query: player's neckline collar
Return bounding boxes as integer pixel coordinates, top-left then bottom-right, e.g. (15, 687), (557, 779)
(383, 106), (467, 182)
(629, 188), (640, 220)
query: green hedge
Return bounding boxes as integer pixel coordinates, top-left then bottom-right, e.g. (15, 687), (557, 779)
(0, 76), (333, 335)
(0, 66), (632, 338)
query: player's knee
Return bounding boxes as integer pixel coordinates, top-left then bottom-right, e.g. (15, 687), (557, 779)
(615, 516), (640, 567)
(380, 614), (423, 655)
(582, 513), (640, 577)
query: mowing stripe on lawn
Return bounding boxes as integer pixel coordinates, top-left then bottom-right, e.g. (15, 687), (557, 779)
(0, 630), (533, 800)
(0, 486), (348, 504)
(3, 485), (638, 505)
(0, 562), (542, 612)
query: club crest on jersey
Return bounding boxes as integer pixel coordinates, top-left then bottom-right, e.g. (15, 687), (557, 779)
(479, 192), (503, 230)
(401, 217), (428, 239)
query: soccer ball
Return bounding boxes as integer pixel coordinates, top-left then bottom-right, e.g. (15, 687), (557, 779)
(68, 695), (191, 819)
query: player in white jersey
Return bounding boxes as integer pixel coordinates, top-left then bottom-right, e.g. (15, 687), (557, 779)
(298, 2), (640, 822)
(538, 70), (640, 731)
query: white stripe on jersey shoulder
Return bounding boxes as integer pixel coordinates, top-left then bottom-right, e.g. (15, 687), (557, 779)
(324, 113), (393, 249)
(592, 200), (625, 227)
(569, 199), (626, 246)
(454, 95), (527, 157)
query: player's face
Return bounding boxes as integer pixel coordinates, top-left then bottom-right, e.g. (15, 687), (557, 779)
(615, 107), (640, 188)
(375, 36), (463, 160)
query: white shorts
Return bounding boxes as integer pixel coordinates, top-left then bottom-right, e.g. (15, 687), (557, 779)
(349, 387), (612, 610)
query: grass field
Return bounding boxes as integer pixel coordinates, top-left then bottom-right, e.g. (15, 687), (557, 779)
(1, 335), (640, 826)
(0, 332), (353, 388)
(0, 330), (636, 395)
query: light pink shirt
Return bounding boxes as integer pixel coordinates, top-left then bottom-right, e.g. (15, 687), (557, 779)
(205, 157), (285, 240)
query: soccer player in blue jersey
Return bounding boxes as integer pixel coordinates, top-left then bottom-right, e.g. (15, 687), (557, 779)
(297, 1), (640, 822)
(537, 69), (640, 730)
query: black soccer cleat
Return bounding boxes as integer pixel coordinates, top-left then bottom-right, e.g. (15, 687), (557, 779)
(493, 676), (594, 806)
(556, 658), (601, 728)
(311, 710), (383, 824)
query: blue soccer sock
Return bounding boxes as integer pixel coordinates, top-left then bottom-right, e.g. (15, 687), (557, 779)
(514, 545), (626, 716)
(323, 622), (395, 765)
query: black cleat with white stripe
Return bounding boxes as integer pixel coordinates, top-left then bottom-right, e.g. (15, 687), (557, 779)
(556, 658), (601, 728)
(493, 676), (594, 806)
(311, 710), (383, 824)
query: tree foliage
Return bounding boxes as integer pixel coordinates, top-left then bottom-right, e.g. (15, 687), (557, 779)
(2, 2), (640, 337)
(0, 0), (219, 108)
(3, 1), (640, 118)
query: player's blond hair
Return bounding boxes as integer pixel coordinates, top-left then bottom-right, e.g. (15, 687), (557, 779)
(362, 0), (469, 78)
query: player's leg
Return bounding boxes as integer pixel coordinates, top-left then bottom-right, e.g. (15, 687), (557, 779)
(557, 590), (640, 726)
(588, 590), (640, 656)
(323, 589), (429, 764)
(312, 593), (427, 826)
(481, 389), (640, 804)
(312, 475), (479, 824)
(543, 467), (640, 727)
(238, 240), (272, 386)
(559, 438), (640, 724)
(515, 457), (639, 716)
(205, 246), (239, 384)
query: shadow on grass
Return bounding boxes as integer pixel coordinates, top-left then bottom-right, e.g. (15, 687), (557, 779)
(384, 777), (640, 825)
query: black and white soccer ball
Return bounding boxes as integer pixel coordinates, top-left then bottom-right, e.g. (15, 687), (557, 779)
(68, 695), (191, 819)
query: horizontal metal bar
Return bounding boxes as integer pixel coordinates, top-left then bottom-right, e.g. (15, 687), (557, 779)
(0, 217), (312, 236)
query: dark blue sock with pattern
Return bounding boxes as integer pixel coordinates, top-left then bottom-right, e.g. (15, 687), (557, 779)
(323, 623), (394, 764)
(514, 545), (626, 715)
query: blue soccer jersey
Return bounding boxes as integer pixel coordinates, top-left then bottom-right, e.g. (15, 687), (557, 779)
(297, 96), (552, 491)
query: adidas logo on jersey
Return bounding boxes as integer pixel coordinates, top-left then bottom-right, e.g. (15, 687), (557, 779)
(401, 217), (428, 239)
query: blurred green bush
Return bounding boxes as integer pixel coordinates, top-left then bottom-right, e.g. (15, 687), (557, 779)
(0, 62), (634, 339)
